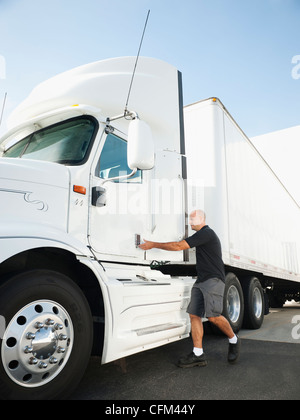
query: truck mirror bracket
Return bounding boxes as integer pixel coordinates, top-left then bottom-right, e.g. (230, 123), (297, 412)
(92, 186), (106, 207)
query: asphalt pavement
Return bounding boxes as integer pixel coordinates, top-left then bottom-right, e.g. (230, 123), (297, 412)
(69, 302), (300, 401)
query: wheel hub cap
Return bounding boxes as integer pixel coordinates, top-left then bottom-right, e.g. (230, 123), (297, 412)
(32, 327), (58, 359)
(1, 300), (74, 388)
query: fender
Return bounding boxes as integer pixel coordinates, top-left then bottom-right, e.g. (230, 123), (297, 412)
(0, 220), (115, 364)
(74, 255), (113, 364)
(0, 221), (92, 264)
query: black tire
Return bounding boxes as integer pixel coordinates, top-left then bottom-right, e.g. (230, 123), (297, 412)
(222, 273), (244, 333)
(241, 277), (264, 329)
(0, 270), (93, 400)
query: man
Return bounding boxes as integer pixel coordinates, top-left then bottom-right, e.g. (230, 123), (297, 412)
(139, 209), (241, 367)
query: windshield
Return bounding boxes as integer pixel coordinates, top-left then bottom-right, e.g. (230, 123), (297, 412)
(1, 116), (98, 165)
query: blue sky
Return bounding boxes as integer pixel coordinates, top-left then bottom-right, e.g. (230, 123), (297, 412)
(0, 0), (300, 138)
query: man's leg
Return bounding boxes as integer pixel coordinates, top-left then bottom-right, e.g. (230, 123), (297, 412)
(177, 314), (207, 368)
(208, 315), (234, 339)
(190, 314), (204, 349)
(208, 315), (241, 363)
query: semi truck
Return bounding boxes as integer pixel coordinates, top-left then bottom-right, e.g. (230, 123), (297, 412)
(0, 57), (299, 400)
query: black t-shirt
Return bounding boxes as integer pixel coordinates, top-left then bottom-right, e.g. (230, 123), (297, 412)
(185, 225), (225, 283)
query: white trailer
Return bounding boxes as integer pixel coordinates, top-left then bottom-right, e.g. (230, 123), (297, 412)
(0, 57), (299, 399)
(183, 99), (300, 314)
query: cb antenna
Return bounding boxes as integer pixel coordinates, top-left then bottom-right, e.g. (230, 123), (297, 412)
(124, 9), (151, 117)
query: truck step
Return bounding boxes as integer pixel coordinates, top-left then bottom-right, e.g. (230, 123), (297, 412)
(134, 323), (184, 336)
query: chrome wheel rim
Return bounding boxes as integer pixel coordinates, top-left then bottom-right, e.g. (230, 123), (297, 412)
(1, 300), (74, 388)
(253, 287), (263, 319)
(227, 285), (241, 324)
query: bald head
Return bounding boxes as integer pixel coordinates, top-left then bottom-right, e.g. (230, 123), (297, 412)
(189, 210), (206, 231)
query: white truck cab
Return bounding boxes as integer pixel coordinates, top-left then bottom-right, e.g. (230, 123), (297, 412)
(0, 57), (194, 400)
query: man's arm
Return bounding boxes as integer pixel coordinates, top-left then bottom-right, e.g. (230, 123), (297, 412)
(139, 239), (190, 252)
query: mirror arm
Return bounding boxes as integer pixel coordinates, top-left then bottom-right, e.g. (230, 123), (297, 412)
(124, 110), (138, 120)
(106, 110), (138, 124)
(101, 168), (138, 185)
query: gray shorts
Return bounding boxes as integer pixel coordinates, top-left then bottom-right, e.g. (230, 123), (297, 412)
(187, 277), (225, 318)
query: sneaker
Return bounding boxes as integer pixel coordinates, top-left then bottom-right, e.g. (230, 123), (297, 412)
(228, 336), (241, 364)
(177, 352), (208, 368)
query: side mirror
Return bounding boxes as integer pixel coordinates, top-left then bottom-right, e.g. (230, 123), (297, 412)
(127, 119), (155, 170)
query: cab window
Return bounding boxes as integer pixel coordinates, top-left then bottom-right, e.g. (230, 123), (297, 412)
(2, 116), (98, 165)
(97, 133), (142, 183)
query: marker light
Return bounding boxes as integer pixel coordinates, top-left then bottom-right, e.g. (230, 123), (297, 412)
(73, 185), (86, 195)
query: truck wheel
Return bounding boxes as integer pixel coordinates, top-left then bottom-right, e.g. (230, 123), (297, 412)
(222, 273), (244, 333)
(0, 270), (93, 400)
(241, 277), (264, 329)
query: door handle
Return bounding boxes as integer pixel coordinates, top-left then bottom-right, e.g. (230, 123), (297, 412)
(135, 234), (141, 248)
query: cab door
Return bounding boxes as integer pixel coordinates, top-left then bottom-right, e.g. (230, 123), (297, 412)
(88, 130), (148, 262)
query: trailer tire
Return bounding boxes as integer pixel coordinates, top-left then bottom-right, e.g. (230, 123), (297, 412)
(222, 273), (244, 333)
(241, 277), (264, 329)
(0, 270), (93, 400)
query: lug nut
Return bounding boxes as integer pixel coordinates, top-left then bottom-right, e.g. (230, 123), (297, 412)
(24, 346), (33, 354)
(59, 334), (67, 341)
(26, 332), (36, 340)
(45, 319), (55, 326)
(29, 357), (38, 365)
(54, 323), (63, 331)
(57, 346), (65, 354)
(38, 361), (48, 369)
(49, 356), (58, 364)
(34, 322), (44, 329)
